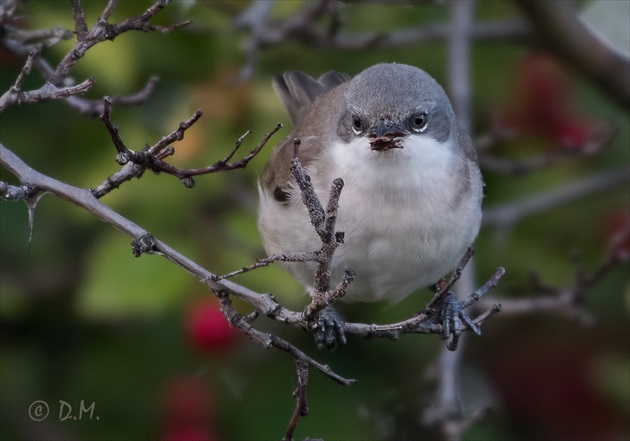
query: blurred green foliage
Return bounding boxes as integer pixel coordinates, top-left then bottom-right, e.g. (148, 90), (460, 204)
(1, 1), (628, 440)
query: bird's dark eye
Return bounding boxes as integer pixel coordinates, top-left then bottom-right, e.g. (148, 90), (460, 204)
(409, 112), (428, 133)
(352, 115), (365, 134)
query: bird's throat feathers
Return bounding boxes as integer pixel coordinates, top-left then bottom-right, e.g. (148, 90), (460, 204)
(326, 135), (457, 196)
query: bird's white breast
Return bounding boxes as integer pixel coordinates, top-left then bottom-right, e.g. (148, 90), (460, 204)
(258, 135), (481, 303)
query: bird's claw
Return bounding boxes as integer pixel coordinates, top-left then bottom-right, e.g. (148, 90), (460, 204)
(314, 306), (346, 350)
(439, 291), (481, 351)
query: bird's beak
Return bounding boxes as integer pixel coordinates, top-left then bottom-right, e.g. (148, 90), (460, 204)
(369, 119), (407, 151)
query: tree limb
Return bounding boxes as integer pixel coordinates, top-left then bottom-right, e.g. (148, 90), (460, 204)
(514, 0), (630, 108)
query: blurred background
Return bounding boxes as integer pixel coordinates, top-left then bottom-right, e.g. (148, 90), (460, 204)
(0, 1), (628, 440)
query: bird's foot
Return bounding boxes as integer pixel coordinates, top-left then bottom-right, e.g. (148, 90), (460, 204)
(313, 306), (346, 350)
(437, 291), (481, 351)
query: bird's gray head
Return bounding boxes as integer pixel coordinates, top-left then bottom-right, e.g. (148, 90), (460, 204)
(339, 63), (457, 151)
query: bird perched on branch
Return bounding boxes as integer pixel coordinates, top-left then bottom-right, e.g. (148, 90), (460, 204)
(258, 63), (483, 348)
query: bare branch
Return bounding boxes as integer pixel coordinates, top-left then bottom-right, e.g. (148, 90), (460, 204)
(283, 360), (309, 441)
(288, 140), (351, 324)
(1, 24), (74, 48)
(69, 76), (160, 117)
(94, 107), (279, 197)
(71, 0), (89, 40)
(343, 266), (505, 340)
(100, 96), (134, 164)
(515, 0), (630, 108)
(99, 0), (119, 23)
(479, 123), (617, 176)
(215, 291), (356, 389)
(1, 35), (159, 115)
(149, 123), (282, 181)
(483, 167), (630, 230)
(0, 180), (38, 201)
(233, 1), (531, 79)
(3, 2), (626, 439)
(1, 142), (356, 391)
(1, 134), (501, 356)
(54, 0), (189, 82)
(426, 248), (475, 310)
(421, 3), (481, 438)
(0, 0), (17, 24)
(0, 41), (94, 111)
(93, 105), (281, 198)
(0, 1), (181, 114)
(478, 227), (629, 320)
(3, 46), (41, 99)
(240, 3), (530, 50)
(215, 252), (322, 281)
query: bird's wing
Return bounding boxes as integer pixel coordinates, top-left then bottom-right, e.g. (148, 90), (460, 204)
(272, 70), (350, 125)
(263, 71), (350, 204)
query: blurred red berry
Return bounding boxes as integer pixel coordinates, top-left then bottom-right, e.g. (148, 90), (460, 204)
(497, 52), (596, 150)
(185, 297), (236, 353)
(552, 118), (590, 149)
(159, 376), (219, 441)
(162, 376), (211, 424)
(162, 426), (219, 441)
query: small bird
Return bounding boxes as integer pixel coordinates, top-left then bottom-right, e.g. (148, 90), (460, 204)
(258, 63), (483, 347)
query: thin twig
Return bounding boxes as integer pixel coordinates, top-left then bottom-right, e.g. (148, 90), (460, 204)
(160, 123), (279, 174)
(7, 47), (40, 94)
(0, 0), (183, 113)
(71, 0), (89, 40)
(343, 266), (505, 339)
(73, 76), (160, 117)
(99, 0), (119, 23)
(477, 229), (629, 320)
(93, 111), (280, 197)
(215, 252), (322, 281)
(283, 359), (310, 441)
(425, 248), (475, 311)
(215, 291), (356, 388)
(289, 140), (351, 322)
